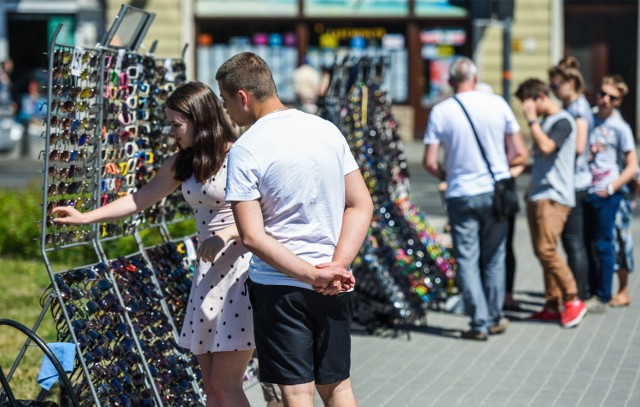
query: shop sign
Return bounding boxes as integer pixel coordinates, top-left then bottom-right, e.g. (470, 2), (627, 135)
(420, 28), (466, 46)
(415, 0), (467, 17)
(195, 0), (297, 16)
(419, 27), (467, 105)
(305, 0), (408, 16)
(325, 27), (387, 41)
(319, 33), (339, 49)
(382, 34), (405, 49)
(421, 44), (455, 59)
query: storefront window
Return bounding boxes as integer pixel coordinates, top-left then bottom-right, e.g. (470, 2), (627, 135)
(420, 27), (466, 106)
(304, 0), (408, 17)
(197, 29), (298, 102)
(196, 0), (298, 17)
(307, 23), (408, 102)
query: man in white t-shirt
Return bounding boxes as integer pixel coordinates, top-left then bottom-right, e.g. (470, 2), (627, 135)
(423, 56), (526, 341)
(216, 52), (373, 407)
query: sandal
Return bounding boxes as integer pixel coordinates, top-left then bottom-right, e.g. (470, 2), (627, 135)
(609, 297), (631, 307)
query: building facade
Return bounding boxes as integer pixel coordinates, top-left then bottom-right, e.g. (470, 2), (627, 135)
(1, 0), (636, 137)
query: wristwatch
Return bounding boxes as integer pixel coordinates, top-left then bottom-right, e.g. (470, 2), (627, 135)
(606, 184), (615, 196)
(527, 119), (537, 127)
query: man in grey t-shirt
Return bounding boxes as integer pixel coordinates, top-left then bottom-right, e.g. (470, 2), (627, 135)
(515, 79), (586, 329)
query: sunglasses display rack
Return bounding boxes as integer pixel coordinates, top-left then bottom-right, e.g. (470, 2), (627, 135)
(2, 21), (213, 406)
(41, 248), (205, 407)
(320, 55), (457, 333)
(44, 48), (189, 246)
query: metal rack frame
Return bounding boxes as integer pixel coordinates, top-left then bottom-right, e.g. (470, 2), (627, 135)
(1, 8), (205, 405)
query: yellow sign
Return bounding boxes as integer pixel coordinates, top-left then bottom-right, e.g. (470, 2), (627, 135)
(319, 33), (339, 48)
(437, 45), (455, 57)
(325, 27), (387, 40)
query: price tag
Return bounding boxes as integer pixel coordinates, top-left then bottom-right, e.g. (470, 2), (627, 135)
(70, 47), (85, 76)
(164, 58), (175, 82)
(114, 49), (126, 74)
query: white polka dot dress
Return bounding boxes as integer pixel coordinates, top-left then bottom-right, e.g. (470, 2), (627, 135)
(177, 158), (254, 355)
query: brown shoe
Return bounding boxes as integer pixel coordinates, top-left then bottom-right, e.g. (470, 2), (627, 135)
(489, 318), (509, 335)
(460, 330), (488, 341)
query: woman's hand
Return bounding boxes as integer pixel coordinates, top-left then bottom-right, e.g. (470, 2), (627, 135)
(51, 206), (90, 225)
(196, 235), (226, 263)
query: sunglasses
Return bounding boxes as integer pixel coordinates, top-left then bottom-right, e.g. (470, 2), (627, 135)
(42, 149), (77, 163)
(45, 229), (95, 246)
(47, 164), (96, 179)
(100, 222), (123, 238)
(51, 100), (96, 115)
(598, 89), (620, 101)
(51, 86), (97, 99)
(47, 180), (89, 195)
(50, 196), (96, 212)
(53, 49), (72, 65)
(550, 81), (563, 91)
(48, 131), (92, 148)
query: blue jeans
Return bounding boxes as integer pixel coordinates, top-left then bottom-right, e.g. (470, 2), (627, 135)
(585, 192), (623, 302)
(448, 192), (507, 333)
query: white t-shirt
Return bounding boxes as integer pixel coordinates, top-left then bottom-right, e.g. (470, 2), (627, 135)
(423, 91), (520, 198)
(226, 109), (359, 289)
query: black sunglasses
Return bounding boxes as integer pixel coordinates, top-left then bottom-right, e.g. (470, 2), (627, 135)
(598, 89), (620, 101)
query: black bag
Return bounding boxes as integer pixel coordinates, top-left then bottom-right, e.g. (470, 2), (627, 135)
(453, 96), (519, 221)
(493, 177), (520, 221)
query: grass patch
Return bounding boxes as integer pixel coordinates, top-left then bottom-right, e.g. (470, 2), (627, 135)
(0, 257), (65, 402)
(0, 220), (197, 402)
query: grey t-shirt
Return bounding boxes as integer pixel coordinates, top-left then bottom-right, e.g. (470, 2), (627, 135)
(528, 109), (577, 207)
(588, 109), (635, 194)
(565, 95), (594, 190)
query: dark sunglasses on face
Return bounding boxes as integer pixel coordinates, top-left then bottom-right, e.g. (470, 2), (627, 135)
(598, 89), (620, 101)
(550, 81), (563, 90)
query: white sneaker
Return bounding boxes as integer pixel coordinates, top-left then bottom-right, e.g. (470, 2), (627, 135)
(585, 297), (607, 313)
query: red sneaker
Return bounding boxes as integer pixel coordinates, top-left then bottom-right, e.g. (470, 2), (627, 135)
(529, 308), (560, 321)
(561, 300), (586, 328)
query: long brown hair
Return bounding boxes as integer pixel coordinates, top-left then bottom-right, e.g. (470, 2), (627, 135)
(165, 81), (237, 183)
(548, 56), (585, 93)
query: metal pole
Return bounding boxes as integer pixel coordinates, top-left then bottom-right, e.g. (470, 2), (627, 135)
(502, 17), (512, 105)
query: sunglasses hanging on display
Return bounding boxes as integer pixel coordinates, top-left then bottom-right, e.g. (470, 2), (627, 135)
(319, 55), (457, 334)
(13, 5), (214, 406)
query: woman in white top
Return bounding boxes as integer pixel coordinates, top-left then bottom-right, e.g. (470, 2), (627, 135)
(53, 81), (255, 407)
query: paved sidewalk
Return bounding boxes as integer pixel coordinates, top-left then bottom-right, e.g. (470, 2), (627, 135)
(3, 137), (637, 406)
(245, 141), (640, 406)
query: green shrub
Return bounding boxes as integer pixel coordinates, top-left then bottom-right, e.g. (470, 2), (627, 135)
(0, 186), (196, 264)
(0, 184), (43, 260)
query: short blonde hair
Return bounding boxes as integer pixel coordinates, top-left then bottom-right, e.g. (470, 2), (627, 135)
(602, 74), (629, 98)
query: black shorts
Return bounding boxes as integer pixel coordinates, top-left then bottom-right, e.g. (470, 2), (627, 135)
(248, 279), (354, 386)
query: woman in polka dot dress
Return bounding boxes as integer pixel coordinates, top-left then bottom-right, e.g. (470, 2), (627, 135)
(52, 81), (255, 406)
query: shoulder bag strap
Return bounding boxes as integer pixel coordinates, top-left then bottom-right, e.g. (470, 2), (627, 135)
(453, 95), (496, 182)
